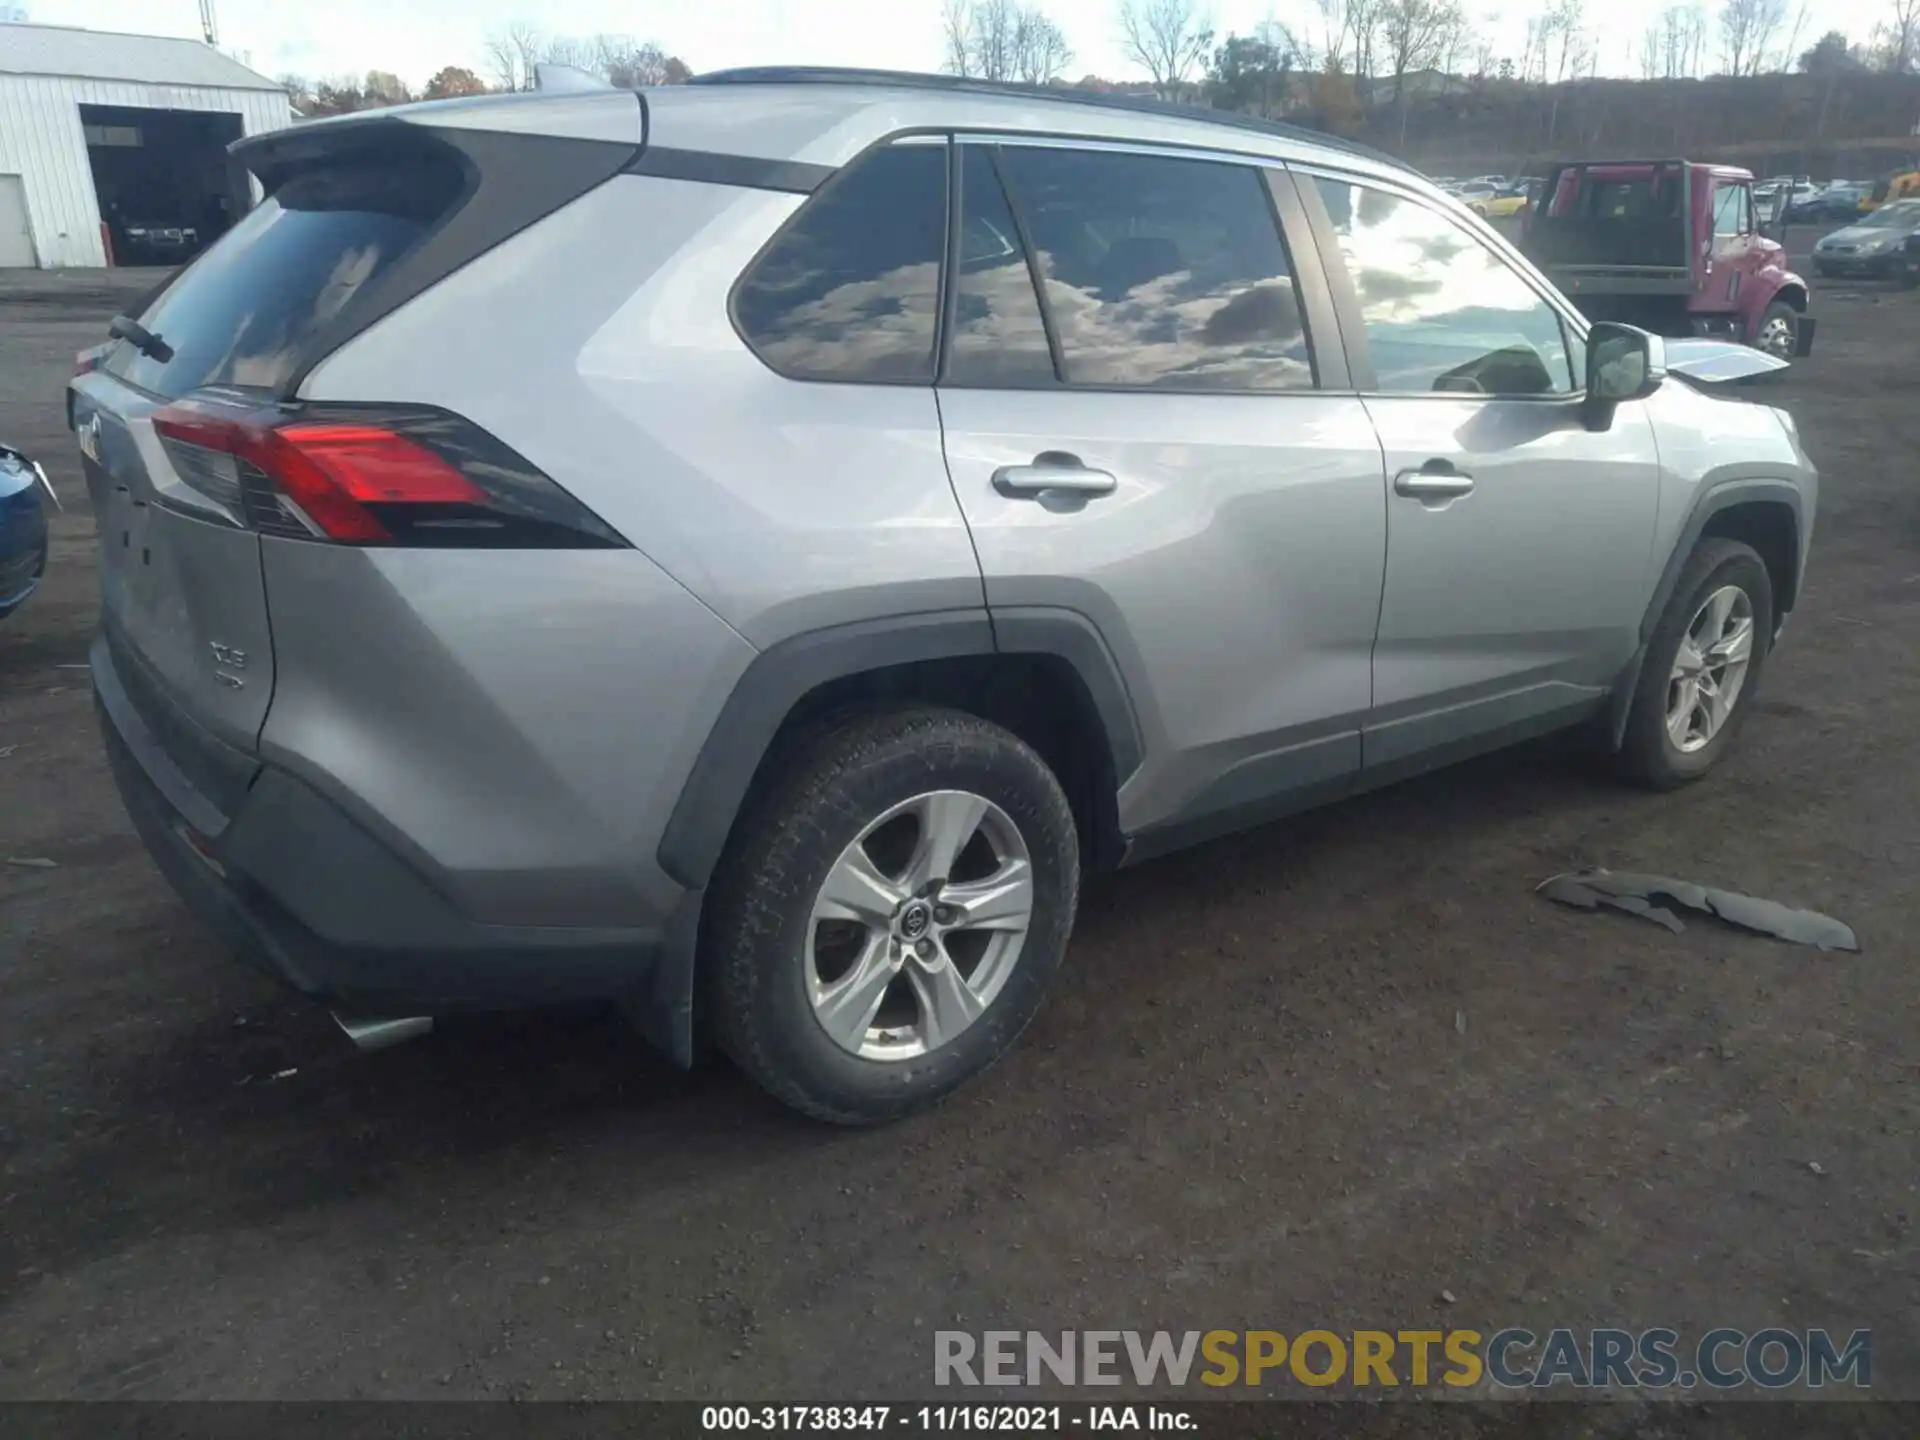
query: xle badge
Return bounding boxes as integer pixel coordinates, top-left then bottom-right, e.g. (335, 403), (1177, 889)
(209, 641), (247, 689)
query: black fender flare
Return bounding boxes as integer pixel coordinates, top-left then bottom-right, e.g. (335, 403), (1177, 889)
(1606, 477), (1804, 750)
(642, 608), (1142, 1067)
(655, 608), (1143, 893)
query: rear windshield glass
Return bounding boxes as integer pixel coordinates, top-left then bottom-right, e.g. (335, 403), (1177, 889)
(105, 155), (465, 399)
(1553, 178), (1682, 219)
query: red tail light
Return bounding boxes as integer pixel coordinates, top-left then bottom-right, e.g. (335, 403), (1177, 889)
(150, 398), (624, 549)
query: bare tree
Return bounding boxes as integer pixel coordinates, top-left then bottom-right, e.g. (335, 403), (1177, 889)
(1877, 0), (1920, 72)
(594, 34), (675, 88)
(1719, 0), (1787, 75)
(1667, 4), (1709, 75)
(1519, 10), (1546, 80)
(1542, 0), (1590, 81)
(1470, 29), (1501, 81)
(942, 0), (1074, 84)
(943, 0), (974, 73)
(1775, 0), (1812, 70)
(1014, 9), (1075, 82)
(1381, 0), (1465, 142)
(1349, 0), (1388, 75)
(540, 35), (598, 72)
(1119, 0), (1217, 96)
(484, 22), (544, 92)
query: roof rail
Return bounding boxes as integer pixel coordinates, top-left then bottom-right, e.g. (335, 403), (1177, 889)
(686, 66), (1399, 169)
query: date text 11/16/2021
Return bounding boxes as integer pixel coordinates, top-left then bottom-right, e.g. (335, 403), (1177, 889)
(701, 1406), (1195, 1432)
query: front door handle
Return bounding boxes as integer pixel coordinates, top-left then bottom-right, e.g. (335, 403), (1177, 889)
(992, 453), (1118, 500)
(1393, 462), (1475, 500)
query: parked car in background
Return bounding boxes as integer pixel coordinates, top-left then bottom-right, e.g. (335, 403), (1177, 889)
(72, 71), (1822, 1123)
(0, 443), (55, 622)
(1813, 199), (1920, 284)
(1524, 158), (1814, 358)
(1461, 182), (1530, 218)
(112, 219), (201, 266)
(1791, 185), (1863, 222)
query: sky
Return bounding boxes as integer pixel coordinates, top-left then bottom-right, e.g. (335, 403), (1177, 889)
(14, 0), (1897, 92)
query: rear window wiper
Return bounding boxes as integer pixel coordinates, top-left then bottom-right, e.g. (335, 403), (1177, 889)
(108, 314), (174, 364)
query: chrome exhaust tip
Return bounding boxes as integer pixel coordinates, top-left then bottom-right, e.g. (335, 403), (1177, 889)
(333, 1014), (434, 1051)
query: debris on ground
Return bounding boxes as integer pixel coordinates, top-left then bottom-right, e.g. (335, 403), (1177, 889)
(1454, 1010), (1467, 1035)
(0, 745), (16, 758)
(1808, 1161), (1828, 1177)
(5, 857), (58, 869)
(1537, 870), (1859, 952)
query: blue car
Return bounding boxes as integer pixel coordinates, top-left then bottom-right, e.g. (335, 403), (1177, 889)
(0, 443), (57, 621)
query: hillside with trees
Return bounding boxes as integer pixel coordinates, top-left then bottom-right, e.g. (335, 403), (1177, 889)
(944, 0), (1920, 173)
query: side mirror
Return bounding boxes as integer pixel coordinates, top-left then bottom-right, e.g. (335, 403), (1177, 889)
(1583, 322), (1665, 431)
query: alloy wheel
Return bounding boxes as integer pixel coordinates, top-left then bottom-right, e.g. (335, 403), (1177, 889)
(1666, 584), (1755, 753)
(805, 790), (1033, 1060)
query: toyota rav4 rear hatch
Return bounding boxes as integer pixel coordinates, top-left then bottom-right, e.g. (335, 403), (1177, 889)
(73, 133), (474, 816)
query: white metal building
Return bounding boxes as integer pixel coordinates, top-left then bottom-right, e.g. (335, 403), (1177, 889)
(0, 22), (291, 268)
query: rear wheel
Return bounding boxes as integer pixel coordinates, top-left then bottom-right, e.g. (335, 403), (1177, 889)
(705, 706), (1080, 1124)
(1617, 539), (1772, 789)
(1752, 300), (1799, 359)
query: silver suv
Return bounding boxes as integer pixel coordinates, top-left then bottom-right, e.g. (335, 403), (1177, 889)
(75, 70), (1817, 1123)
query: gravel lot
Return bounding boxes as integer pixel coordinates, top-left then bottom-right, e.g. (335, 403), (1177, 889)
(1, 242), (1916, 1408)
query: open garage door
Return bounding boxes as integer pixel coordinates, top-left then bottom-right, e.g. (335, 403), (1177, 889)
(80, 105), (249, 268)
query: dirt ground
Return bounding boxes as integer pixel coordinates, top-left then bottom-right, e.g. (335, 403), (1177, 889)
(1, 238), (1917, 1409)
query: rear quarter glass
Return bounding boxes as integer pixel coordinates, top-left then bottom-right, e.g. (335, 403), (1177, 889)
(105, 152), (466, 400)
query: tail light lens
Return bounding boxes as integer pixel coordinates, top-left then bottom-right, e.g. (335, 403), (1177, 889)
(150, 396), (626, 549)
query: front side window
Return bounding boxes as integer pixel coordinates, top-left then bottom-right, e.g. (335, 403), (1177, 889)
(1315, 177), (1575, 397)
(1713, 184), (1751, 237)
(992, 146), (1315, 392)
(733, 144), (947, 384)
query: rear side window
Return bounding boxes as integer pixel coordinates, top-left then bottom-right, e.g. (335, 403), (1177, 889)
(992, 146), (1315, 392)
(106, 155), (465, 400)
(734, 145), (947, 384)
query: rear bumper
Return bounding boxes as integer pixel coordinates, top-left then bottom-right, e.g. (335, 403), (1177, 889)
(93, 632), (700, 1058)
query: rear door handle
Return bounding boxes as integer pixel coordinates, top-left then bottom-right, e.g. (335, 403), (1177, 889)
(992, 454), (1117, 500)
(1393, 463), (1475, 500)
